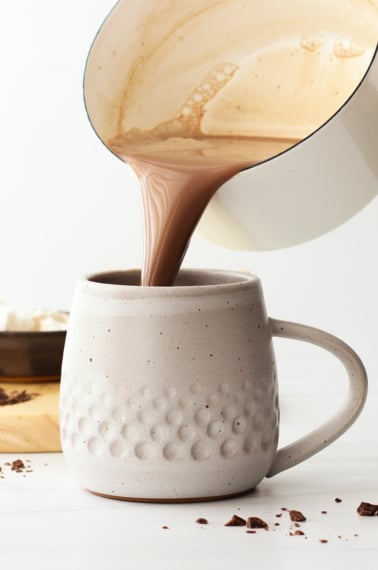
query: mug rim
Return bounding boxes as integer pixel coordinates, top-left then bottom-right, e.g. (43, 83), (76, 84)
(83, 268), (259, 294)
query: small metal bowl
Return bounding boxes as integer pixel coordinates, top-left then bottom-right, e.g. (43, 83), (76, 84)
(0, 330), (66, 382)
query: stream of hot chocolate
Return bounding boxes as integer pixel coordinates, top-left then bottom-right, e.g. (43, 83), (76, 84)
(109, 63), (298, 286)
(128, 156), (249, 286)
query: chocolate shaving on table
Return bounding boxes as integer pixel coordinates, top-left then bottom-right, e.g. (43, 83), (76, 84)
(11, 459), (25, 472)
(294, 530), (305, 536)
(246, 517), (269, 530)
(335, 497), (342, 503)
(357, 502), (378, 516)
(0, 387), (38, 406)
(196, 518), (208, 525)
(289, 510), (306, 522)
(224, 514), (246, 527)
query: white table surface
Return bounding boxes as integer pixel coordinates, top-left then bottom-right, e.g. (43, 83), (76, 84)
(1, 355), (377, 570)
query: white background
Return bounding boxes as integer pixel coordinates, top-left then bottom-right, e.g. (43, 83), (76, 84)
(0, 1), (377, 432)
(0, 3), (377, 568)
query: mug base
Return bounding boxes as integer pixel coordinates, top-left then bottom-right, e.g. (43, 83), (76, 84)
(86, 486), (256, 503)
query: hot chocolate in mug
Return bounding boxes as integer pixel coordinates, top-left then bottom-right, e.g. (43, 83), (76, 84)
(60, 269), (367, 501)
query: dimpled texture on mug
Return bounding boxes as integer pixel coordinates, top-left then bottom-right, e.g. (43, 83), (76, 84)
(60, 372), (279, 463)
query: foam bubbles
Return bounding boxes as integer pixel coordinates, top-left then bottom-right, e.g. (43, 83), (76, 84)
(300, 33), (325, 52)
(334, 39), (366, 58)
(175, 62), (239, 134)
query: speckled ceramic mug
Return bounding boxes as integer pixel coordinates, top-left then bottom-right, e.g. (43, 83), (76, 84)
(60, 269), (367, 502)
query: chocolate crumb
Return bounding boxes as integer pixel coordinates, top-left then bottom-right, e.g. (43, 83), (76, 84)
(0, 387), (38, 406)
(224, 514), (246, 527)
(354, 534), (359, 537)
(246, 517), (269, 530)
(289, 510), (306, 522)
(275, 513), (282, 518)
(11, 459), (25, 472)
(196, 518), (208, 525)
(295, 530), (305, 536)
(274, 522), (280, 527)
(246, 530), (256, 534)
(357, 502), (378, 516)
(335, 498), (342, 503)
(321, 511), (327, 514)
(162, 526), (169, 530)
(281, 507), (288, 511)
(319, 539), (328, 544)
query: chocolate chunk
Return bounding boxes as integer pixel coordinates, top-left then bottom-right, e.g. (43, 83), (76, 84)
(294, 530), (305, 536)
(11, 459), (25, 472)
(335, 498), (342, 503)
(289, 510), (306, 522)
(246, 517), (268, 530)
(357, 502), (378, 516)
(319, 539), (328, 544)
(161, 526), (169, 530)
(196, 518), (208, 525)
(0, 387), (38, 406)
(224, 514), (246, 527)
(275, 513), (282, 518)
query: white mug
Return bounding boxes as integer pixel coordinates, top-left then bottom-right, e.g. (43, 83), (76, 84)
(60, 269), (367, 501)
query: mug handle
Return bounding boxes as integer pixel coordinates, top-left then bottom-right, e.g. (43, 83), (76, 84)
(266, 318), (368, 477)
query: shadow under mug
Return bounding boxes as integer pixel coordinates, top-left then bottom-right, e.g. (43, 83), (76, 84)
(60, 269), (367, 502)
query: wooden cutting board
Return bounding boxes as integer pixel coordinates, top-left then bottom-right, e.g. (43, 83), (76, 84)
(0, 381), (61, 452)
